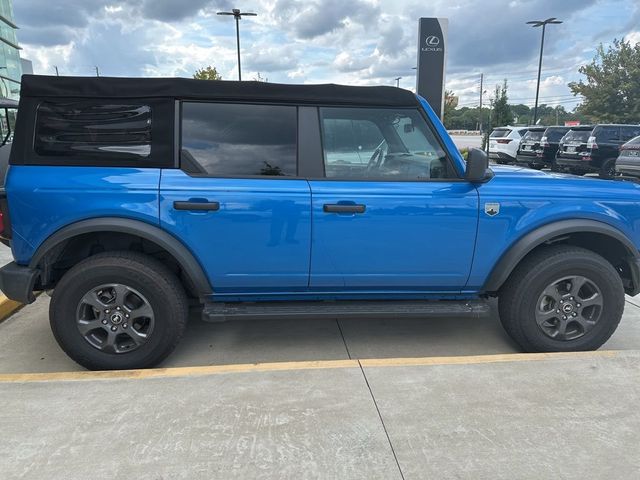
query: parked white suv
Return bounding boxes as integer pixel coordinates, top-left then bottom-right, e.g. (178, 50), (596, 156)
(488, 126), (529, 164)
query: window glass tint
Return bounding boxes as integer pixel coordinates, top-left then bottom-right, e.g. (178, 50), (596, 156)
(523, 130), (544, 141)
(320, 107), (456, 180)
(621, 126), (640, 141)
(563, 129), (591, 142)
(35, 101), (152, 159)
(595, 126), (619, 142)
(181, 103), (297, 177)
(490, 128), (511, 138)
(545, 128), (568, 142)
(625, 135), (640, 146)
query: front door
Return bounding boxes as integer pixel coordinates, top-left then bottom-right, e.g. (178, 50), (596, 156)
(160, 102), (311, 295)
(309, 106), (478, 292)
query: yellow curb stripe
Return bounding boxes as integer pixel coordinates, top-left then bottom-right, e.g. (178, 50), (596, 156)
(0, 294), (23, 323)
(0, 359), (360, 383)
(0, 351), (618, 384)
(359, 350), (617, 368)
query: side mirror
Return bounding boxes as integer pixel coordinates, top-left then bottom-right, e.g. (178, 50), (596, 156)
(465, 148), (493, 183)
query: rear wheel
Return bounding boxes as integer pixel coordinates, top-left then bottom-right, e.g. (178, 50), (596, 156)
(50, 251), (188, 370)
(499, 245), (624, 352)
(599, 159), (616, 179)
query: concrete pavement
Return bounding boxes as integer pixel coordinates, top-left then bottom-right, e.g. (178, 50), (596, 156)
(1, 351), (638, 479)
(2, 296), (640, 373)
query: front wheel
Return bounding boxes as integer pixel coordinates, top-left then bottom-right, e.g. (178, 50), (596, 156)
(50, 251), (188, 370)
(499, 245), (624, 352)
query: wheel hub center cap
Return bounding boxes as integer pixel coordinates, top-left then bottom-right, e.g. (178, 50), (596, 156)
(562, 303), (574, 314)
(110, 312), (124, 325)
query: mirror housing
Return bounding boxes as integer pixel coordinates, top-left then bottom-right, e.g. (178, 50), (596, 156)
(465, 148), (493, 183)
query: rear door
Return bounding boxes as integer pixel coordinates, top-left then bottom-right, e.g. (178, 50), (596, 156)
(594, 126), (621, 159)
(160, 102), (311, 295)
(308, 106), (478, 292)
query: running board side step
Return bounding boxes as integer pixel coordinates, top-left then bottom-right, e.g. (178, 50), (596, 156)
(202, 300), (490, 323)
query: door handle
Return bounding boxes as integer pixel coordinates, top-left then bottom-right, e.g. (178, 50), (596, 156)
(173, 201), (220, 211)
(323, 203), (366, 214)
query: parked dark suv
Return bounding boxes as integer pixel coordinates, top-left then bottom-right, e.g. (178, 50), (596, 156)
(515, 127), (546, 169)
(556, 124), (640, 178)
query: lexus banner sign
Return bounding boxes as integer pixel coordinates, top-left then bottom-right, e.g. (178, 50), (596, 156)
(416, 17), (448, 120)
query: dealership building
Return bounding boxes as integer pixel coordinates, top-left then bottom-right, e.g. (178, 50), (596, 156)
(0, 0), (22, 100)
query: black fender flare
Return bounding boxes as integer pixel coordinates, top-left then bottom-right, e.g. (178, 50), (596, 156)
(483, 219), (639, 293)
(30, 217), (212, 296)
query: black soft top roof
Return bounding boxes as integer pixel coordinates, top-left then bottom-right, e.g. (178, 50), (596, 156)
(20, 74), (419, 107)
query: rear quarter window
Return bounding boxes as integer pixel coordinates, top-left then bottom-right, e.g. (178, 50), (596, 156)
(35, 102), (152, 159)
(20, 98), (174, 167)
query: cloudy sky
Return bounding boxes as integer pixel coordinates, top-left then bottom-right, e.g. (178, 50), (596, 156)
(13, 0), (640, 111)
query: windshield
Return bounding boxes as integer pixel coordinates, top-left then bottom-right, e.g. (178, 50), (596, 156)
(490, 128), (511, 138)
(625, 135), (640, 146)
(523, 130), (544, 141)
(544, 128), (569, 142)
(563, 129), (591, 142)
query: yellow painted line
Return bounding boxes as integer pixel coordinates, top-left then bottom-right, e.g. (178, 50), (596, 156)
(0, 294), (23, 323)
(359, 350), (617, 368)
(0, 351), (618, 384)
(0, 359), (360, 383)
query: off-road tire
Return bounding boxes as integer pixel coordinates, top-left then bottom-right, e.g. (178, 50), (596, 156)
(50, 251), (188, 370)
(499, 245), (624, 352)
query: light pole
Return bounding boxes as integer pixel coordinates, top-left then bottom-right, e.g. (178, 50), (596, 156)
(527, 17), (562, 125)
(394, 77), (402, 88)
(217, 8), (257, 81)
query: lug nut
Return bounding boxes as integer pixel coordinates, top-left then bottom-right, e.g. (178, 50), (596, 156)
(560, 300), (564, 304)
(110, 326), (117, 332)
(123, 323), (128, 329)
(105, 309), (110, 314)
(101, 319), (108, 325)
(569, 297), (574, 301)
(572, 312), (578, 317)
(576, 303), (581, 307)
(556, 309), (560, 313)
(116, 306), (121, 311)
(125, 314), (130, 318)
(562, 315), (567, 320)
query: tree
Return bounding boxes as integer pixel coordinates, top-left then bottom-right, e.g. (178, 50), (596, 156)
(568, 39), (640, 123)
(443, 90), (457, 127)
(491, 80), (513, 127)
(193, 66), (222, 81)
(482, 80), (513, 149)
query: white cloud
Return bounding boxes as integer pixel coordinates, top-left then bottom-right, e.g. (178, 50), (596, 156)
(625, 31), (640, 45)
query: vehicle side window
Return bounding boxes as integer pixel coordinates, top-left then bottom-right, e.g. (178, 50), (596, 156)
(181, 102), (297, 177)
(596, 126), (620, 142)
(319, 107), (457, 181)
(34, 101), (153, 160)
(622, 126), (640, 142)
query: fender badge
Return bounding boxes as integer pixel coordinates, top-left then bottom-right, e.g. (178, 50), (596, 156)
(484, 203), (500, 216)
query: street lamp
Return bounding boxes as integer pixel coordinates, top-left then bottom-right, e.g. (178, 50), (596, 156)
(217, 8), (257, 81)
(394, 77), (402, 88)
(527, 17), (562, 125)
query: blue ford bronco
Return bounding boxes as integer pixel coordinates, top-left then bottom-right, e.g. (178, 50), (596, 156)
(1, 75), (639, 370)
